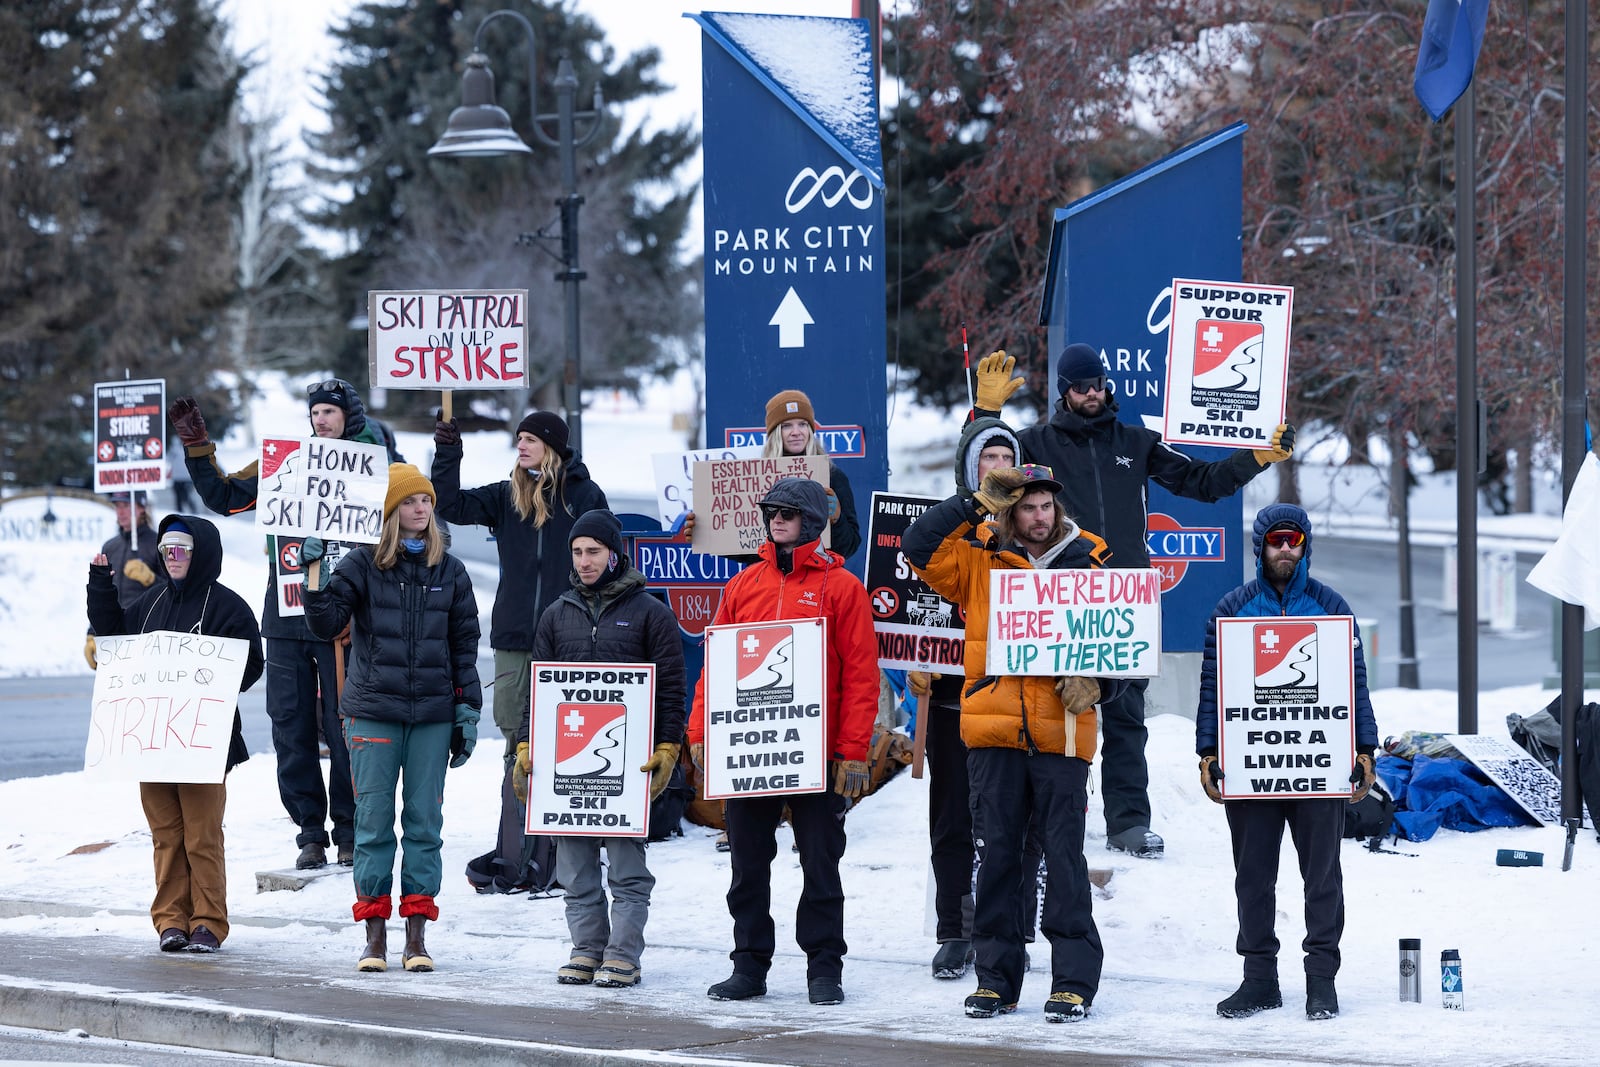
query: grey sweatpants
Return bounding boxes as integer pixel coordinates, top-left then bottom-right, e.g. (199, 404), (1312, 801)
(555, 837), (656, 967)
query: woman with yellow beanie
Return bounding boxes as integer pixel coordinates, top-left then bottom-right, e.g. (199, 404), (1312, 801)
(303, 463), (483, 973)
(762, 389), (860, 558)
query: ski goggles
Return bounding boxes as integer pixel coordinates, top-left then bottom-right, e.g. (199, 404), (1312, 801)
(1263, 529), (1307, 550)
(1065, 375), (1108, 395)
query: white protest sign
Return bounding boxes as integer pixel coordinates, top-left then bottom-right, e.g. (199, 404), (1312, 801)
(690, 455), (830, 556)
(93, 379), (169, 493)
(1445, 732), (1565, 826)
(255, 437), (387, 543)
(526, 662), (656, 838)
(651, 445), (761, 528)
(85, 631), (250, 783)
(367, 288), (529, 390)
(984, 568), (1162, 677)
(1214, 615), (1356, 799)
(702, 617), (828, 799)
(1162, 278), (1293, 450)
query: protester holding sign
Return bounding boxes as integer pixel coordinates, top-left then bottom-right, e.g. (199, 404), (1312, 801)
(430, 409), (608, 894)
(83, 491), (165, 670)
(686, 478), (877, 1007)
(303, 464), (482, 974)
(86, 515), (264, 954)
(904, 463), (1111, 1023)
(1196, 503), (1378, 1022)
(168, 377), (400, 871)
(511, 509), (687, 989)
(975, 344), (1297, 858)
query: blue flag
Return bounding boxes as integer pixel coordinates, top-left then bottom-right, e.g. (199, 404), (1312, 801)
(1413, 0), (1491, 122)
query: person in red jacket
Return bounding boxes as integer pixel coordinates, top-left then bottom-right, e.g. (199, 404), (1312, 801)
(687, 477), (877, 1007)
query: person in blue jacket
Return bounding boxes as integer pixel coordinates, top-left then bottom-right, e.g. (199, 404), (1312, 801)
(1195, 503), (1378, 1022)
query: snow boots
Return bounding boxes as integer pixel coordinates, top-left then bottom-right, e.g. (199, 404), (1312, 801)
(296, 842), (327, 870)
(185, 925), (220, 953)
(808, 977), (844, 1005)
(159, 928), (188, 952)
(932, 940), (974, 980)
(357, 918), (387, 972)
(593, 961), (641, 988)
(557, 956), (599, 985)
(1216, 977), (1282, 1018)
(964, 988), (1018, 1018)
(1106, 826), (1165, 858)
(1044, 991), (1087, 1022)
(707, 973), (767, 1000)
(402, 914), (433, 972)
(1306, 976), (1339, 1020)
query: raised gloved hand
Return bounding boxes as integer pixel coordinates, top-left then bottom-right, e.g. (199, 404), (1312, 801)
(907, 671), (934, 699)
(1349, 752), (1376, 803)
(167, 396), (210, 450)
(512, 741), (531, 803)
(83, 634), (98, 670)
(449, 703), (479, 768)
(1253, 423), (1296, 467)
(639, 742), (681, 801)
(973, 467), (1030, 515)
(300, 537), (325, 566)
(1055, 675), (1101, 715)
(975, 350), (1025, 412)
(1199, 754), (1225, 803)
(433, 410), (461, 448)
(123, 558), (157, 587)
(833, 758), (871, 799)
(826, 487), (841, 522)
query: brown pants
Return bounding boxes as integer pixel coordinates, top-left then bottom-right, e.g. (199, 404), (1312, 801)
(141, 781), (229, 942)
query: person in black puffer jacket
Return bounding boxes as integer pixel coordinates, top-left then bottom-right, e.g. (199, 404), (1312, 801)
(304, 464), (482, 976)
(510, 510), (686, 989)
(86, 514), (264, 955)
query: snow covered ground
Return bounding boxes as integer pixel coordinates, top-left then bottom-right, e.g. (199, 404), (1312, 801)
(1, 373), (1596, 1065)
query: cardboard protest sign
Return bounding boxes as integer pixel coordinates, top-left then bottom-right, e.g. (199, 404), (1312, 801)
(526, 663), (656, 838)
(690, 455), (830, 556)
(93, 379), (169, 493)
(1214, 615), (1356, 799)
(367, 288), (529, 390)
(254, 437), (387, 543)
(866, 492), (964, 671)
(1162, 278), (1293, 450)
(701, 617), (828, 799)
(984, 568), (1162, 677)
(651, 445), (761, 528)
(85, 631), (250, 783)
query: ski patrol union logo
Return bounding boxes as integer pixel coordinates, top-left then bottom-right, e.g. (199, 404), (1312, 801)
(554, 702), (628, 796)
(1190, 319), (1264, 412)
(1252, 622), (1319, 704)
(734, 624), (795, 707)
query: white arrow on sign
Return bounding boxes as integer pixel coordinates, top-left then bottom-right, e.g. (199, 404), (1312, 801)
(768, 287), (814, 349)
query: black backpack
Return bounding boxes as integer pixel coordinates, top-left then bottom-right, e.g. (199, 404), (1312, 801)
(647, 759), (693, 843)
(1344, 778), (1398, 843)
(465, 759), (560, 895)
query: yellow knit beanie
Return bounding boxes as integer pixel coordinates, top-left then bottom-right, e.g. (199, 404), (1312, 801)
(384, 463), (435, 517)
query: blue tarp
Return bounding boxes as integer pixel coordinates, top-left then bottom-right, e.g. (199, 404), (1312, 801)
(1379, 754), (1538, 842)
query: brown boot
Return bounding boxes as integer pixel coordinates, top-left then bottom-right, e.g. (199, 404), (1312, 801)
(357, 918), (387, 972)
(402, 914), (433, 972)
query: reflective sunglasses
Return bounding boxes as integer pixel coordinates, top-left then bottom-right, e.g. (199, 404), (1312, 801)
(1066, 376), (1108, 395)
(160, 544), (191, 561)
(1263, 529), (1306, 550)
(761, 505), (802, 522)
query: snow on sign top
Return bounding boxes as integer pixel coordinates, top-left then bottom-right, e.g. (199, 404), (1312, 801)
(698, 11), (882, 183)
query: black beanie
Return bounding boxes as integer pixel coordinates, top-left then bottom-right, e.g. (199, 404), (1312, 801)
(1055, 343), (1105, 395)
(516, 410), (571, 459)
(569, 509), (624, 559)
(306, 379), (355, 413)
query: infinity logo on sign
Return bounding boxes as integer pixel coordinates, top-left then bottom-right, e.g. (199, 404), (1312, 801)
(785, 166), (874, 213)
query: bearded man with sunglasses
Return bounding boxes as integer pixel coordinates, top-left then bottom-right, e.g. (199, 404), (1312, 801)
(1195, 503), (1378, 1021)
(975, 343), (1296, 859)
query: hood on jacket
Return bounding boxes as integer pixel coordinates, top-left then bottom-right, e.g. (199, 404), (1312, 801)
(1251, 502), (1313, 562)
(758, 477), (829, 547)
(955, 417), (1022, 496)
(157, 513), (224, 587)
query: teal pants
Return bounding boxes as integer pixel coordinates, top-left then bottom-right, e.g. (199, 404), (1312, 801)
(346, 717), (451, 911)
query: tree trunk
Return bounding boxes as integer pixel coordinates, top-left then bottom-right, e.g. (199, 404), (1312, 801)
(1513, 447), (1533, 513)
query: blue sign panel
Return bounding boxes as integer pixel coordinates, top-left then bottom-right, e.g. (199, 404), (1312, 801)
(1039, 125), (1249, 652)
(693, 13), (887, 571)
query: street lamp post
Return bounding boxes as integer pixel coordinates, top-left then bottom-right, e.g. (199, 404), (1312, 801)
(428, 10), (603, 453)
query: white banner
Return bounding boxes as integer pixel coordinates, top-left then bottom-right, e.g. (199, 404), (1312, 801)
(1162, 278), (1292, 450)
(702, 617), (828, 799)
(254, 437), (387, 543)
(526, 662), (655, 838)
(367, 288), (530, 390)
(85, 631), (250, 783)
(983, 568), (1162, 677)
(1215, 615), (1356, 799)
(651, 445), (761, 528)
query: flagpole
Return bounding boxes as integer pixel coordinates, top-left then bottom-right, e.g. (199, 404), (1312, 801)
(1454, 79), (1478, 736)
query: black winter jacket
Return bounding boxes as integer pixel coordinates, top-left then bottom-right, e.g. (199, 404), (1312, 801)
(303, 545), (483, 725)
(96, 521), (166, 616)
(519, 566), (687, 748)
(86, 514), (264, 772)
(978, 399), (1264, 568)
(430, 441), (608, 651)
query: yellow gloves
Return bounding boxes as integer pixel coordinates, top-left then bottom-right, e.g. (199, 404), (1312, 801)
(1252, 423), (1296, 467)
(907, 671), (934, 699)
(975, 350), (1024, 412)
(1054, 675), (1101, 715)
(973, 467), (1030, 515)
(1349, 752), (1376, 803)
(512, 741), (531, 804)
(833, 759), (871, 799)
(123, 559), (157, 587)
(640, 742), (681, 801)
(83, 634), (98, 670)
(1200, 755), (1225, 803)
